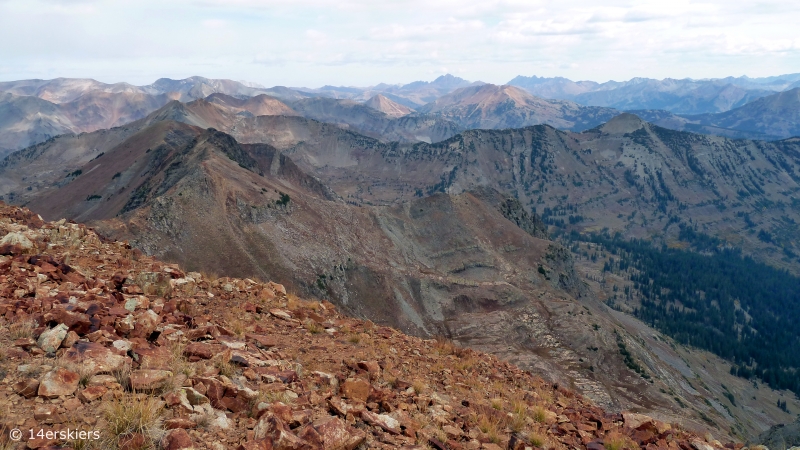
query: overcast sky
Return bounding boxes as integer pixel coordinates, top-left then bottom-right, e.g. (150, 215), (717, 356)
(1, 0), (799, 87)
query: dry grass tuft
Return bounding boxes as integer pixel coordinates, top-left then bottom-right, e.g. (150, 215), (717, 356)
(101, 394), (165, 449)
(412, 379), (427, 394)
(532, 405), (547, 423)
(223, 307), (249, 337)
(214, 356), (238, 378)
(304, 320), (323, 334)
(490, 397), (504, 410)
(530, 432), (546, 448)
(477, 413), (503, 444)
(165, 340), (194, 379)
(113, 361), (132, 392)
(9, 319), (36, 339)
(604, 431), (637, 450)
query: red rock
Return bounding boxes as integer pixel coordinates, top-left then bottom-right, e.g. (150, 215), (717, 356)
(129, 369), (173, 392)
(165, 418), (198, 430)
(623, 412), (655, 430)
(193, 377), (225, 409)
(63, 340), (129, 376)
(238, 440), (274, 450)
(357, 360), (381, 378)
(162, 429), (196, 450)
(183, 342), (214, 359)
(13, 378), (40, 398)
(13, 337), (36, 350)
(340, 378), (371, 402)
(43, 308), (92, 335)
(221, 396), (249, 413)
(38, 367), (80, 398)
(313, 416), (366, 450)
(118, 433), (147, 450)
(62, 330), (80, 348)
(78, 385), (108, 403)
(254, 414), (314, 449)
(33, 404), (64, 423)
(361, 410), (401, 434)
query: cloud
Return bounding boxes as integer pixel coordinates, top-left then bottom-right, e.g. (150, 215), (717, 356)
(0, 0), (798, 86)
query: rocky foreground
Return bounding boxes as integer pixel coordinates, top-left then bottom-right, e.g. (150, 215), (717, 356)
(0, 202), (735, 450)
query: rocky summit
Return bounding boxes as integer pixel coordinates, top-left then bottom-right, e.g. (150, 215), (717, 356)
(0, 203), (740, 450)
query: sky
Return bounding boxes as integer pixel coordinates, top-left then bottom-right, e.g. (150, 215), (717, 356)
(1, 0), (799, 88)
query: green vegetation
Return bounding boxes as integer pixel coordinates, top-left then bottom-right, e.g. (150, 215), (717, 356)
(67, 169), (82, 178)
(571, 229), (800, 395)
(85, 194), (101, 201)
(276, 192), (291, 206)
(615, 330), (650, 379)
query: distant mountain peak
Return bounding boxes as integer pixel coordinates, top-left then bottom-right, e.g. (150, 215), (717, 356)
(364, 94), (414, 118)
(599, 113), (646, 134)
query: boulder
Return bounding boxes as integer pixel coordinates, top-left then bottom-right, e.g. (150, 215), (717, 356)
(63, 341), (129, 375)
(133, 309), (161, 338)
(253, 414), (310, 449)
(38, 367), (80, 398)
(623, 412), (654, 430)
(78, 385), (108, 403)
(313, 416), (366, 450)
(340, 378), (371, 403)
(0, 231), (34, 249)
(183, 342), (214, 360)
(162, 429), (196, 450)
(129, 369), (173, 392)
(43, 308), (92, 335)
(13, 378), (40, 398)
(37, 323), (69, 353)
(34, 404), (64, 424)
(165, 418), (197, 430)
(361, 410), (401, 434)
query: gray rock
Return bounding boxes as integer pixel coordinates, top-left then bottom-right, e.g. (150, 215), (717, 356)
(37, 324), (69, 353)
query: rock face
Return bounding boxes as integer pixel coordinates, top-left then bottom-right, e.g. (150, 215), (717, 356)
(752, 417), (800, 449)
(0, 202), (729, 450)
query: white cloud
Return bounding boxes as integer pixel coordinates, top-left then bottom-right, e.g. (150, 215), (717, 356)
(0, 0), (798, 86)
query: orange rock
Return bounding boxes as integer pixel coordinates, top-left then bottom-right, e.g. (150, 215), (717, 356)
(340, 378), (371, 403)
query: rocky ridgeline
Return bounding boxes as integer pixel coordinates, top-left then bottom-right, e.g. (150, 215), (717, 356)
(0, 203), (735, 450)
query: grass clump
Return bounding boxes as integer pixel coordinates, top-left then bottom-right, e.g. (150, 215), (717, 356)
(9, 320), (36, 339)
(532, 405), (547, 423)
(604, 431), (637, 450)
(101, 394), (165, 449)
(304, 320), (323, 334)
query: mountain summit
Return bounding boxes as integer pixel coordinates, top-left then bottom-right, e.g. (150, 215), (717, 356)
(364, 94), (414, 117)
(418, 83), (618, 130)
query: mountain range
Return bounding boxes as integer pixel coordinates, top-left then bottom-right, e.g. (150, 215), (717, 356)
(3, 72), (800, 442)
(3, 73), (800, 159)
(3, 91), (800, 439)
